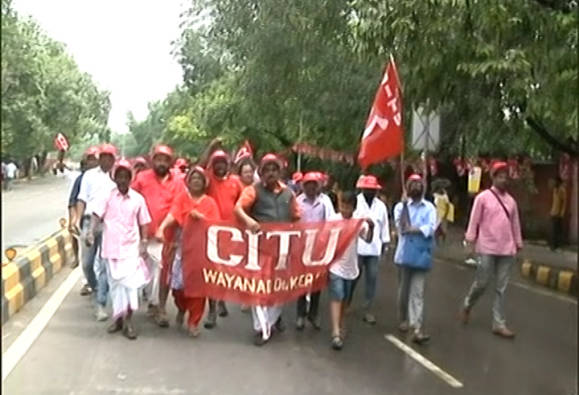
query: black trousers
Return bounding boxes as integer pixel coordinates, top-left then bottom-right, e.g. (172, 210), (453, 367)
(550, 216), (563, 250)
(297, 291), (321, 319)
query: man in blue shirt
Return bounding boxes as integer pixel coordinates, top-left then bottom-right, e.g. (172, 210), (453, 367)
(67, 147), (98, 275)
(393, 174), (437, 344)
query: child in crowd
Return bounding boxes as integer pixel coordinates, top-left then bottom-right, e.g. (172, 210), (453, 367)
(328, 191), (374, 350)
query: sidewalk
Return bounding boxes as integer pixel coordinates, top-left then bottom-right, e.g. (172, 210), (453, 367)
(435, 226), (578, 296)
(435, 226), (577, 272)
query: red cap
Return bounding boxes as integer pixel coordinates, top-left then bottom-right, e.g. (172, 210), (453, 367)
(259, 153), (284, 171)
(134, 156), (147, 165)
(490, 161), (508, 176)
(407, 173), (423, 181)
(292, 172), (303, 182)
(99, 143), (117, 156)
(152, 144), (174, 159)
(175, 158), (188, 168)
(356, 175), (382, 190)
(113, 159), (133, 178)
(84, 146), (99, 157)
(209, 150), (230, 165)
(302, 171), (323, 184)
(186, 165), (209, 187)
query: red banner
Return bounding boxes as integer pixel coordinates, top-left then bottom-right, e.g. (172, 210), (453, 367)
(53, 133), (69, 152)
(181, 219), (363, 305)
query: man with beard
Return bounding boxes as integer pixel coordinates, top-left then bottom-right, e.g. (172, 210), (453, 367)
(348, 175), (390, 325)
(76, 144), (117, 320)
(235, 154), (301, 346)
(201, 148), (244, 328)
(132, 144), (183, 328)
(393, 174), (437, 344)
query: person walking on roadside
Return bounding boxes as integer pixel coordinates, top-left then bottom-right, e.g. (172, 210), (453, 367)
(68, 146), (99, 267)
(235, 154), (301, 346)
(348, 175), (390, 325)
(156, 166), (220, 338)
(549, 176), (567, 251)
(394, 174), (437, 345)
(460, 161), (523, 339)
(432, 179), (453, 244)
(295, 171), (335, 331)
(87, 159), (151, 340)
(131, 144), (183, 328)
(4, 161), (18, 191)
(200, 141), (244, 328)
(76, 144), (117, 321)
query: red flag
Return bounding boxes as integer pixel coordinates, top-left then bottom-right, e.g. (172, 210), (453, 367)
(358, 57), (404, 169)
(53, 133), (69, 152)
(234, 140), (253, 163)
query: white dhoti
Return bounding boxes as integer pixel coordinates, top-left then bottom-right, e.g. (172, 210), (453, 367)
(252, 305), (283, 340)
(106, 256), (150, 319)
(144, 241), (163, 305)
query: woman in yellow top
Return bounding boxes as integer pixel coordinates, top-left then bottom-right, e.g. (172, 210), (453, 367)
(432, 179), (453, 243)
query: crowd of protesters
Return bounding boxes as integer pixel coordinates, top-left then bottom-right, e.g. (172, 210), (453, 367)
(66, 139), (523, 350)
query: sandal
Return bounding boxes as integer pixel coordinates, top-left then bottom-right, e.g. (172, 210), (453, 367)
(107, 319), (123, 334)
(155, 311), (170, 328)
(123, 323), (138, 340)
(331, 335), (343, 350)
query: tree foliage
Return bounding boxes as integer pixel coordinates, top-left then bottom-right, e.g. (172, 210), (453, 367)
(130, 0), (577, 165)
(1, 0), (111, 160)
(350, 0), (578, 157)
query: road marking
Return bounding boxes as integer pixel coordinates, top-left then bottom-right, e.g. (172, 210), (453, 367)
(2, 267), (81, 382)
(511, 280), (577, 304)
(384, 334), (464, 389)
(441, 259), (577, 305)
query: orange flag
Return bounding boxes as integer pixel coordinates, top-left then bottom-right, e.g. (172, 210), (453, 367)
(358, 57), (404, 169)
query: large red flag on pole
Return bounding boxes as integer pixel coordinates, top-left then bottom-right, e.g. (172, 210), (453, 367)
(358, 57), (404, 170)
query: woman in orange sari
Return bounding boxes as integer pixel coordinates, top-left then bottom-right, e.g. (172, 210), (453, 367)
(156, 166), (219, 337)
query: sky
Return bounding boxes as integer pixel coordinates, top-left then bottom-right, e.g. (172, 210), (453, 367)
(13, 0), (186, 134)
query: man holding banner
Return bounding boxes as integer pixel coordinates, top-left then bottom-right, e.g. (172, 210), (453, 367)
(234, 153), (301, 346)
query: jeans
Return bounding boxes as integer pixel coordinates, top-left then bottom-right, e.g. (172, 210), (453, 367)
(349, 255), (380, 309)
(464, 254), (514, 330)
(397, 266), (427, 331)
(94, 251), (109, 307)
(81, 219), (100, 290)
(297, 291), (321, 319)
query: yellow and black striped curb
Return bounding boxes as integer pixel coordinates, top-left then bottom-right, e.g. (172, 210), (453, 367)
(1, 229), (76, 324)
(520, 259), (578, 297)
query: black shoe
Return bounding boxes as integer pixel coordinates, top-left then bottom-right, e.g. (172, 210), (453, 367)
(254, 332), (269, 346)
(217, 301), (229, 317)
(296, 317), (305, 331)
(204, 312), (217, 329)
(274, 317), (286, 333)
(307, 315), (321, 331)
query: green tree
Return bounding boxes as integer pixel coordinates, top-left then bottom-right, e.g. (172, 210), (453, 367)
(350, 0), (578, 157)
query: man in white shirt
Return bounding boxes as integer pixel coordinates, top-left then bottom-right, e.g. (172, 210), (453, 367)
(4, 161), (18, 190)
(349, 174), (390, 324)
(76, 143), (117, 321)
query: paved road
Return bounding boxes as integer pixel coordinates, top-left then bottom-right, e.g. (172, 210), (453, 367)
(1, 176), (72, 252)
(3, 253), (577, 395)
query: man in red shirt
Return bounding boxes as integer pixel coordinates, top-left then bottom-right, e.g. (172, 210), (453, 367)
(132, 144), (183, 327)
(202, 147), (244, 328)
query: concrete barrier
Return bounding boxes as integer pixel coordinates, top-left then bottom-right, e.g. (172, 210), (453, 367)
(520, 259), (578, 297)
(1, 229), (76, 324)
